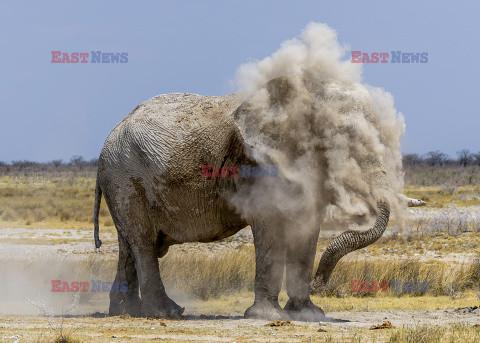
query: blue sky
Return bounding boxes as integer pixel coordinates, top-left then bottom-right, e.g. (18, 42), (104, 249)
(0, 1), (478, 162)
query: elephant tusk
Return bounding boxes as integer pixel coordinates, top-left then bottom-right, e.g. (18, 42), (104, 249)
(398, 194), (426, 207)
(407, 198), (427, 207)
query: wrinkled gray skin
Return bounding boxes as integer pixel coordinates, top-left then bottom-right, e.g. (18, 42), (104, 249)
(94, 77), (397, 321)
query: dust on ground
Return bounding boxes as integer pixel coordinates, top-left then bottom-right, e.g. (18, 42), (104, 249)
(2, 308), (480, 342)
(1, 205), (480, 342)
(1, 205), (480, 262)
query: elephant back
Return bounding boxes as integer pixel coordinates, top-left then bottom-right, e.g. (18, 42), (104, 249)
(98, 92), (245, 186)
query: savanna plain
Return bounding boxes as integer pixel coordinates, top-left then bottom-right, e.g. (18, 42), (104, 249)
(2, 164), (480, 342)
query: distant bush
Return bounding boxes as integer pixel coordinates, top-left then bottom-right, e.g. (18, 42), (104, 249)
(402, 150), (480, 186)
(404, 166), (480, 186)
(1, 151), (479, 186)
(403, 149), (480, 168)
(0, 156), (98, 178)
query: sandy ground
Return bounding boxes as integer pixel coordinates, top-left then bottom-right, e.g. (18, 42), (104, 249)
(1, 205), (479, 260)
(2, 308), (480, 342)
(1, 205), (480, 341)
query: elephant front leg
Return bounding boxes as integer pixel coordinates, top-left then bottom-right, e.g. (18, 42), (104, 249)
(244, 222), (288, 320)
(284, 227), (325, 322)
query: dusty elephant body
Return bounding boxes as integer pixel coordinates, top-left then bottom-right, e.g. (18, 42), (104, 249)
(94, 76), (402, 321)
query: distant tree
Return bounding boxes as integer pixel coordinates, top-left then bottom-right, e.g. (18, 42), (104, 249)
(0, 158), (97, 175)
(445, 157), (457, 166)
(69, 155), (86, 167)
(403, 153), (423, 166)
(457, 149), (473, 168)
(86, 158), (99, 167)
(11, 160), (38, 170)
(11, 160), (26, 167)
(50, 159), (63, 168)
(425, 150), (448, 167)
(473, 152), (480, 166)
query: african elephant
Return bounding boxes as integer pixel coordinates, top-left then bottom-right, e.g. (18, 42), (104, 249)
(93, 75), (420, 321)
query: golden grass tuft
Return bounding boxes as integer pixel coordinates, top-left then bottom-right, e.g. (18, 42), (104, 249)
(0, 176), (112, 230)
(388, 323), (480, 343)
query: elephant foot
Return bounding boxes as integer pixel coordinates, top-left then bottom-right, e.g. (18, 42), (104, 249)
(284, 297), (325, 322)
(109, 300), (142, 317)
(244, 300), (288, 320)
(109, 296), (142, 317)
(142, 297), (185, 319)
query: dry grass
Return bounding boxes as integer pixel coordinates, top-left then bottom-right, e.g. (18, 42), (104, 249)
(0, 175), (113, 230)
(35, 332), (82, 343)
(5, 247), (476, 305)
(83, 248), (480, 303)
(319, 259), (479, 299)
(2, 173), (480, 304)
(388, 323), (480, 343)
(1, 168), (479, 230)
(0, 164), (478, 227)
(0, 321), (470, 343)
(404, 165), (480, 187)
(159, 246), (255, 299)
(5, 316), (480, 343)
(195, 291), (480, 314)
(404, 185), (480, 208)
(1, 173), (479, 239)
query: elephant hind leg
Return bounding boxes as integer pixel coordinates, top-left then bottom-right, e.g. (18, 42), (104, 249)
(131, 239), (184, 318)
(109, 233), (142, 316)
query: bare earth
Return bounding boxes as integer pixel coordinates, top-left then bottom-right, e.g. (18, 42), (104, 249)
(1, 206), (480, 341)
(2, 309), (480, 342)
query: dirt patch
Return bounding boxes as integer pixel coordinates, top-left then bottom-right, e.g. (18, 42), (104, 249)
(2, 309), (480, 342)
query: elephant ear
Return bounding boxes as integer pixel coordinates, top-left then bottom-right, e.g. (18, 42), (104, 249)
(231, 76), (301, 165)
(265, 76), (296, 107)
(227, 76), (315, 223)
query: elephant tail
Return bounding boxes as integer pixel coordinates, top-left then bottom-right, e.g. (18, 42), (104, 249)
(93, 177), (103, 249)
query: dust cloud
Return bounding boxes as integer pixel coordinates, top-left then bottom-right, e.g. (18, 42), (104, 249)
(0, 258), (113, 315)
(228, 22), (406, 234)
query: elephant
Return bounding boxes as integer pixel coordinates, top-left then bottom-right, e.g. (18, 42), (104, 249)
(93, 74), (424, 321)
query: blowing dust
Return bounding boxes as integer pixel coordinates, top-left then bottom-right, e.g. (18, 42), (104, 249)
(0, 258), (112, 315)
(228, 22), (406, 234)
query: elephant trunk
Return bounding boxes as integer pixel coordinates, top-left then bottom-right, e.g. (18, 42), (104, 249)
(310, 201), (390, 294)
